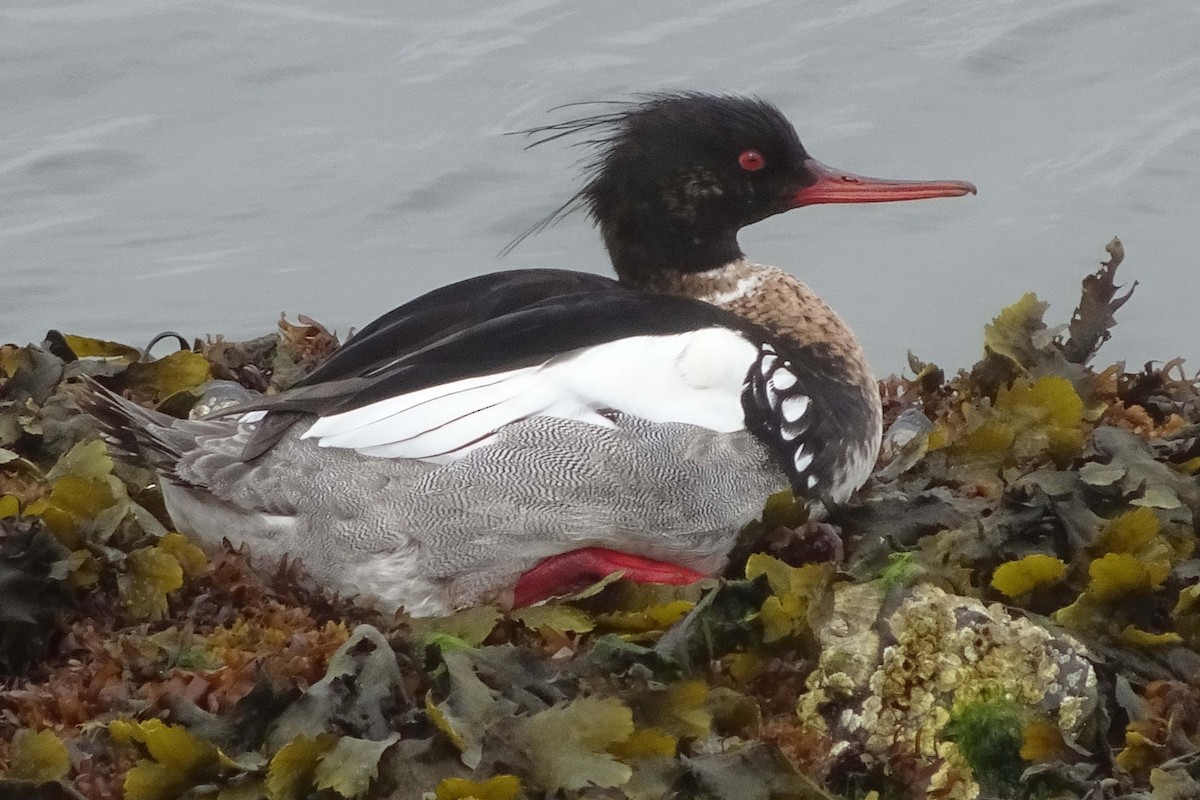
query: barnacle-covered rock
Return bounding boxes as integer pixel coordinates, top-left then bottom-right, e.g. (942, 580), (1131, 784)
(797, 583), (1099, 800)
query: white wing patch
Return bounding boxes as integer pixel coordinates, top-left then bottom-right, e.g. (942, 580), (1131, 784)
(781, 395), (810, 423)
(301, 329), (758, 463)
(770, 370), (797, 391)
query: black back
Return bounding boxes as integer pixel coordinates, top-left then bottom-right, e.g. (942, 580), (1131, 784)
(297, 269), (621, 387)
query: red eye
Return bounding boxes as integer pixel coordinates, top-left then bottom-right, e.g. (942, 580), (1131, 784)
(738, 149), (765, 172)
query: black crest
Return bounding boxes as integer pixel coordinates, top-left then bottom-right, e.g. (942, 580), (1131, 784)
(503, 93), (812, 275)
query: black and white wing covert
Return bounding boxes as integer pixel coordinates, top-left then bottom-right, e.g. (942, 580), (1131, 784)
(741, 341), (878, 499)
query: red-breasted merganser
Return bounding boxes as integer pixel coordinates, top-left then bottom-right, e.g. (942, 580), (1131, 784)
(86, 93), (974, 615)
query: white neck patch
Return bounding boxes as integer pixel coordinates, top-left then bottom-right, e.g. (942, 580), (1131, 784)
(693, 260), (772, 307)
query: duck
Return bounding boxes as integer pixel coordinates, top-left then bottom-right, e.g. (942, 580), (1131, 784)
(84, 93), (975, 616)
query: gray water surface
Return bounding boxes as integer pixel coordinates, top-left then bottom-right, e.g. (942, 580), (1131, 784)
(3, 0), (1199, 373)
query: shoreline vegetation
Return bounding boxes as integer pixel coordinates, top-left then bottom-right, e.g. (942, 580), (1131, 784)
(2, 238), (1198, 800)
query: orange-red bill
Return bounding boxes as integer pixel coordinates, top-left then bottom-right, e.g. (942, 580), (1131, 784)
(790, 157), (977, 207)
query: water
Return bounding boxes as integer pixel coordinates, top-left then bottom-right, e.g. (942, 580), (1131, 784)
(3, 0), (1199, 374)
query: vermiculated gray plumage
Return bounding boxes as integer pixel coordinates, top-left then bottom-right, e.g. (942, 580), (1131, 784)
(84, 383), (786, 615)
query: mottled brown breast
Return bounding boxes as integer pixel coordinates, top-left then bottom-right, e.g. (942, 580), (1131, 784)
(635, 259), (876, 394)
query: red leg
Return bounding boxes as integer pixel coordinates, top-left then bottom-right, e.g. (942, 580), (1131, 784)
(512, 547), (706, 608)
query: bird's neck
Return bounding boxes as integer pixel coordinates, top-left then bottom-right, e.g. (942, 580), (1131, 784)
(599, 209), (744, 283)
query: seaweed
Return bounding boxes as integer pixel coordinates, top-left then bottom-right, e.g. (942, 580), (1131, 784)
(0, 239), (1197, 800)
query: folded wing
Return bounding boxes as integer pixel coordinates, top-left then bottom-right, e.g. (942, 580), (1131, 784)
(301, 328), (758, 463)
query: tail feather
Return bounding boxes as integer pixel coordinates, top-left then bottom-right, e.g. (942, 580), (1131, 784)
(78, 377), (195, 481)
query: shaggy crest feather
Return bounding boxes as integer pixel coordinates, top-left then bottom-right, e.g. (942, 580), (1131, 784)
(501, 92), (800, 257)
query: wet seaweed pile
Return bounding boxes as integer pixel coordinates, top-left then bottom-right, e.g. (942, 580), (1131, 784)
(1, 239), (1198, 800)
